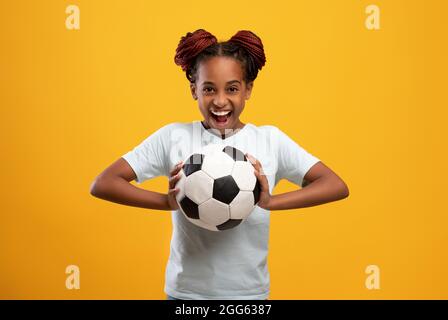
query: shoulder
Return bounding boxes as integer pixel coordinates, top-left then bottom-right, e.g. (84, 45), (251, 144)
(247, 124), (309, 153)
(151, 121), (196, 137)
(157, 121), (193, 131)
(248, 123), (278, 131)
(246, 123), (282, 135)
(246, 123), (288, 142)
(136, 122), (195, 149)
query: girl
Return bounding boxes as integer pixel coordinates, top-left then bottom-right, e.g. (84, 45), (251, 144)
(90, 29), (349, 300)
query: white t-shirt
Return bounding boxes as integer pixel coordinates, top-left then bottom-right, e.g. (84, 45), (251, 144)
(122, 120), (320, 300)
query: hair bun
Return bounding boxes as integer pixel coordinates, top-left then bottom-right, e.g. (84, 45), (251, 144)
(174, 29), (218, 72)
(228, 30), (266, 70)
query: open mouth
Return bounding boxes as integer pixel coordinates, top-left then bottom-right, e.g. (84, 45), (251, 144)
(210, 110), (232, 126)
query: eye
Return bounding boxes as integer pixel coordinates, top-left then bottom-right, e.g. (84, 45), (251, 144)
(203, 87), (214, 93)
(228, 87), (239, 93)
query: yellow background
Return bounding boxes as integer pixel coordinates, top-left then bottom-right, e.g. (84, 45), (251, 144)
(1, 0), (447, 299)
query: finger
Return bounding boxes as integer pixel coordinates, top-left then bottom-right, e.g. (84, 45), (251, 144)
(169, 161), (183, 176)
(254, 169), (261, 180)
(246, 153), (261, 170)
(169, 173), (181, 188)
(173, 161), (183, 175)
(248, 153), (261, 166)
(254, 170), (269, 191)
(170, 165), (183, 179)
(168, 172), (179, 186)
(168, 188), (180, 196)
(245, 153), (256, 166)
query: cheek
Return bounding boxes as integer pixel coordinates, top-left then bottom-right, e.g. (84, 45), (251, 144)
(235, 96), (246, 106)
(198, 98), (212, 110)
(198, 105), (210, 117)
(234, 108), (243, 117)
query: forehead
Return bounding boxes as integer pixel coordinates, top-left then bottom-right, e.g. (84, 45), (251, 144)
(197, 56), (244, 84)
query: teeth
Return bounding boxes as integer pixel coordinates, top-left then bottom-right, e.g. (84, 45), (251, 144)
(211, 110), (231, 116)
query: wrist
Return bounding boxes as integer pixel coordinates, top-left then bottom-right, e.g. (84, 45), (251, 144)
(258, 196), (274, 210)
(163, 194), (172, 211)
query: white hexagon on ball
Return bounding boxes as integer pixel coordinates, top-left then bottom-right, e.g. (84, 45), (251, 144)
(189, 218), (219, 232)
(198, 198), (230, 226)
(229, 191), (255, 220)
(201, 151), (235, 179)
(184, 170), (213, 205)
(231, 161), (257, 191)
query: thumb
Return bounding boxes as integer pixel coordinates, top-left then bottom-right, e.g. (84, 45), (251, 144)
(254, 169), (269, 191)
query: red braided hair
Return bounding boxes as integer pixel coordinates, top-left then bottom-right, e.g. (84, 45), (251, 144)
(174, 29), (266, 83)
(174, 29), (218, 72)
(228, 30), (266, 71)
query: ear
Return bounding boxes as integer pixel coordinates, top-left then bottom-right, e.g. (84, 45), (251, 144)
(190, 83), (198, 100)
(245, 81), (254, 100)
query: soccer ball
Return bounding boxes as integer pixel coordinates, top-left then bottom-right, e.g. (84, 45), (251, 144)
(175, 144), (261, 231)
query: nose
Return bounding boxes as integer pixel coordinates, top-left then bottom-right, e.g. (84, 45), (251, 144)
(213, 92), (229, 109)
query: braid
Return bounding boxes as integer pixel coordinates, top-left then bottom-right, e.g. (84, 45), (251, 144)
(174, 29), (217, 73)
(228, 30), (266, 71)
(174, 29), (266, 83)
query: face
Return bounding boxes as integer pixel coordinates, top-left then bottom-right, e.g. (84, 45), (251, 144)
(190, 56), (253, 135)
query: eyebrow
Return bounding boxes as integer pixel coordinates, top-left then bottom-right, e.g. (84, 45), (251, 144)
(201, 80), (241, 86)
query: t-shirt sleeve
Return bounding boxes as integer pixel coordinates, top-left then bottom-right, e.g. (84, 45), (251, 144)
(275, 127), (321, 187)
(121, 124), (171, 184)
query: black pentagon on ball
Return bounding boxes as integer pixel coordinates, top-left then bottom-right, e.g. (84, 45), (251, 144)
(222, 146), (246, 162)
(212, 175), (240, 204)
(179, 196), (200, 219)
(217, 219), (242, 231)
(183, 153), (205, 177)
(253, 180), (261, 205)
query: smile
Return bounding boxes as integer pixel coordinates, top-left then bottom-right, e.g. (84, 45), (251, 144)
(210, 110), (231, 116)
(210, 109), (232, 126)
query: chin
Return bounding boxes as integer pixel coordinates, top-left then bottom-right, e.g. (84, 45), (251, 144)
(210, 117), (236, 131)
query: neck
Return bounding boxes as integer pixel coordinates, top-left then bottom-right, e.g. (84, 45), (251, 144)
(201, 120), (246, 139)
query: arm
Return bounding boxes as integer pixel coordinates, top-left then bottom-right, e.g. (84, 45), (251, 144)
(90, 158), (181, 211)
(267, 161), (349, 210)
(246, 155), (349, 211)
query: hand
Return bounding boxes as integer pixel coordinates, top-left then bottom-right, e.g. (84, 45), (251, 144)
(246, 153), (271, 210)
(167, 161), (183, 210)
